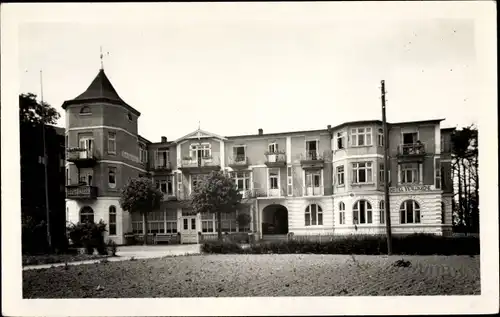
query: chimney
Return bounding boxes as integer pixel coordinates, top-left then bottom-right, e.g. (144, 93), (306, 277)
(327, 124), (332, 130)
(258, 128), (263, 135)
(161, 136), (167, 143)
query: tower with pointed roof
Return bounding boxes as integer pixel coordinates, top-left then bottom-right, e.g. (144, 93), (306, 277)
(63, 68), (149, 245)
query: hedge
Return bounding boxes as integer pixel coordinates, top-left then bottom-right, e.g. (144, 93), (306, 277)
(201, 234), (480, 255)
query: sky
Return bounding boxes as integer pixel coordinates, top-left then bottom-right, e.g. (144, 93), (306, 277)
(17, 4), (479, 142)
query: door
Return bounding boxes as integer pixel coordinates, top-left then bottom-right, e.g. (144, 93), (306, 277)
(306, 172), (321, 196)
(269, 170), (280, 197)
(181, 216), (198, 244)
(306, 140), (318, 160)
(79, 138), (93, 159)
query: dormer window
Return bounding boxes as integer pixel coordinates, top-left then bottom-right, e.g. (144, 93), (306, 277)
(80, 106), (91, 115)
(127, 113), (133, 121)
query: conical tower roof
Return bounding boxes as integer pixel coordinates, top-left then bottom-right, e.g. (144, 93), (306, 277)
(62, 69), (140, 116)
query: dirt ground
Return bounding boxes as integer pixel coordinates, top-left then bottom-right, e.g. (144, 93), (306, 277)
(23, 254), (480, 298)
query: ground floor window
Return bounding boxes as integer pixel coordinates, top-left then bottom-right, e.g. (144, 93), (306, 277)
(379, 200), (385, 224)
(338, 202), (346, 224)
(400, 200), (421, 224)
(305, 204), (323, 226)
(132, 209), (178, 234)
(80, 206), (94, 223)
(441, 201), (445, 224)
(353, 200), (372, 224)
(109, 206), (117, 235)
(201, 210), (249, 233)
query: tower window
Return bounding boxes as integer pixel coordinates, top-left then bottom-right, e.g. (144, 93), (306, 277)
(127, 113), (133, 121)
(80, 106), (91, 115)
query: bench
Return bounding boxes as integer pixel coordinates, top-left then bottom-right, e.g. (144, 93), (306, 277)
(154, 234), (177, 245)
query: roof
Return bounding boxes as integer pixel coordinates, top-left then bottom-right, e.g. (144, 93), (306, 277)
(173, 128), (227, 144)
(226, 128), (329, 139)
(61, 69), (141, 116)
(138, 135), (152, 144)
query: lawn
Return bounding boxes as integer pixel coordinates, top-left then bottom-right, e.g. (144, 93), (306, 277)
(22, 253), (110, 266)
(23, 254), (480, 298)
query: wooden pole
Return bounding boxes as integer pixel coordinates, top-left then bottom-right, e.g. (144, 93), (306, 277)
(40, 70), (52, 251)
(381, 80), (393, 255)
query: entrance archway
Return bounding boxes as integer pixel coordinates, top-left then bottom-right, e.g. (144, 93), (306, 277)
(262, 204), (288, 234)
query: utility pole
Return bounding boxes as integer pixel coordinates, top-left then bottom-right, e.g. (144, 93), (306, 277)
(40, 69), (52, 251)
(381, 80), (392, 255)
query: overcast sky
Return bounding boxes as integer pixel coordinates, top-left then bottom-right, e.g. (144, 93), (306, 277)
(18, 3), (478, 142)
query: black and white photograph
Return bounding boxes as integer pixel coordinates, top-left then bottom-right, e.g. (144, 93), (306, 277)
(1, 2), (498, 316)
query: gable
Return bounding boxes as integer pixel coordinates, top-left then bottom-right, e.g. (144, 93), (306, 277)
(174, 128), (227, 144)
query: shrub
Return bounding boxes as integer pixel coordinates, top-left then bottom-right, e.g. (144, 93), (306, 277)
(67, 220), (108, 254)
(22, 217), (49, 255)
(202, 234), (479, 255)
(107, 239), (118, 256)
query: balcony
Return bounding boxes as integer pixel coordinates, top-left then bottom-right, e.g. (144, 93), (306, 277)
(264, 151), (287, 167)
(66, 184), (98, 200)
(300, 151), (325, 170)
(397, 143), (426, 163)
(228, 155), (249, 169)
(66, 148), (97, 168)
(152, 161), (172, 172)
(304, 185), (324, 196)
(178, 156), (221, 173)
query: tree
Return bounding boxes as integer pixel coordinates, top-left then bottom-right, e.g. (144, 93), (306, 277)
(190, 171), (243, 241)
(119, 177), (164, 245)
(19, 93), (60, 126)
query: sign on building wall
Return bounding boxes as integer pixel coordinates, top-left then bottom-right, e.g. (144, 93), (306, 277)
(121, 151), (140, 164)
(389, 185), (432, 193)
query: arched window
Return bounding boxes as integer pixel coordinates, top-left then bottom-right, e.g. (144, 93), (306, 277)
(400, 200), (421, 224)
(80, 106), (91, 115)
(338, 202), (346, 224)
(441, 201), (445, 224)
(379, 200), (385, 224)
(109, 206), (117, 235)
(353, 200), (372, 224)
(127, 112), (133, 121)
(305, 204), (323, 226)
(80, 206), (94, 223)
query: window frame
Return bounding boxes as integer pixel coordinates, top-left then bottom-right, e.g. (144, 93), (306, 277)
(338, 202), (346, 225)
(109, 206), (117, 235)
(107, 131), (116, 154)
(268, 142), (278, 153)
(351, 127), (373, 147)
(353, 200), (373, 224)
(79, 106), (92, 116)
(80, 207), (94, 223)
(336, 165), (345, 186)
(305, 204), (323, 226)
(352, 162), (373, 184)
(400, 163), (419, 185)
(379, 200), (385, 224)
(156, 149), (169, 168)
(400, 200), (421, 224)
(377, 128), (384, 147)
(336, 131), (346, 150)
(230, 171), (251, 191)
(108, 167), (117, 188)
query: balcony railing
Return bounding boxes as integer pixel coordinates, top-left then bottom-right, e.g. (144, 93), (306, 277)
(397, 143), (426, 156)
(178, 156), (221, 171)
(66, 148), (97, 167)
(153, 161), (172, 171)
(264, 152), (287, 167)
(300, 151), (325, 169)
(66, 184), (98, 199)
(228, 155), (249, 168)
(239, 186), (328, 199)
(304, 186), (324, 196)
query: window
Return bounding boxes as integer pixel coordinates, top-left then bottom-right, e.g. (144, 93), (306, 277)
(441, 201), (445, 224)
(201, 212), (215, 233)
(287, 166), (293, 196)
(305, 204), (323, 226)
(108, 167), (116, 188)
(379, 163), (390, 184)
(339, 202), (346, 225)
(109, 206), (117, 235)
(305, 171), (321, 195)
(80, 106), (91, 115)
(306, 140), (318, 159)
(400, 200), (421, 224)
(352, 162), (373, 184)
(351, 127), (372, 146)
(139, 144), (148, 163)
(435, 159), (442, 189)
(80, 206), (94, 223)
(230, 172), (251, 191)
(132, 212), (143, 234)
(217, 212), (237, 233)
(377, 128), (384, 147)
(353, 200), (373, 224)
(190, 144), (211, 159)
(379, 200), (385, 224)
(336, 165), (345, 186)
(232, 146), (246, 162)
(269, 170), (279, 189)
(336, 132), (346, 150)
(108, 132), (116, 154)
(401, 163), (419, 184)
(268, 142), (278, 153)
(402, 132), (418, 145)
(177, 172), (183, 197)
(156, 177), (174, 196)
(156, 149), (169, 168)
(66, 167), (70, 185)
(127, 113), (133, 121)
(165, 210), (178, 233)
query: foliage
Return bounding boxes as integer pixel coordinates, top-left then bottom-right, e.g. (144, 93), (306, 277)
(120, 177), (164, 245)
(451, 125), (479, 233)
(236, 213), (251, 230)
(190, 171), (243, 240)
(19, 93), (60, 126)
(23, 254), (108, 266)
(107, 240), (118, 256)
(201, 234), (480, 255)
(67, 220), (108, 254)
(22, 216), (49, 255)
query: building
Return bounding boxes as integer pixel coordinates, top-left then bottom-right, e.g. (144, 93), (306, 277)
(63, 68), (454, 245)
(21, 123), (67, 251)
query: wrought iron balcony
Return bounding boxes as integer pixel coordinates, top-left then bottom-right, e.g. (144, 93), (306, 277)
(228, 155), (249, 168)
(66, 148), (97, 167)
(397, 143), (426, 162)
(152, 161), (172, 172)
(66, 184), (98, 199)
(300, 151), (325, 169)
(178, 156), (221, 172)
(264, 152), (287, 167)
